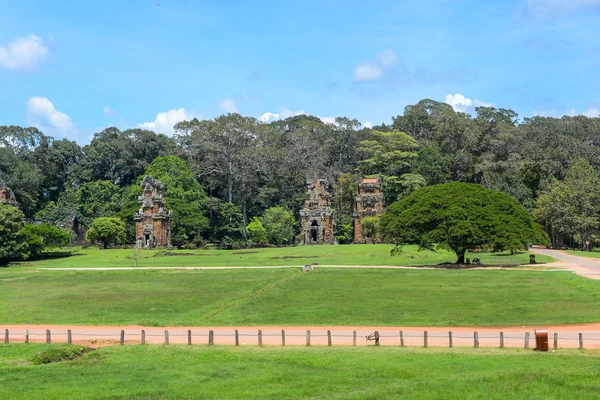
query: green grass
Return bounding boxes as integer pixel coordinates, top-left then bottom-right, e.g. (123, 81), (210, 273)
(1, 344), (600, 399)
(1, 268), (599, 326)
(20, 244), (554, 269)
(566, 250), (600, 259)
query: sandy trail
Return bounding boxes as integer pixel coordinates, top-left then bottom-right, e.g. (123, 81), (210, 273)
(3, 323), (599, 349)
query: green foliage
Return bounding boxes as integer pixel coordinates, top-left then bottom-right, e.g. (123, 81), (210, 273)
(77, 181), (123, 227)
(360, 216), (380, 243)
(168, 199), (209, 248)
(214, 202), (246, 247)
(141, 156), (208, 247)
(30, 345), (94, 365)
(260, 206), (295, 246)
(357, 130), (419, 176)
(334, 213), (354, 244)
(380, 182), (549, 263)
(246, 217), (267, 245)
(86, 217), (127, 249)
(414, 147), (452, 185)
(20, 224), (71, 258)
(143, 156), (206, 204)
(0, 205), (27, 266)
(534, 159), (600, 249)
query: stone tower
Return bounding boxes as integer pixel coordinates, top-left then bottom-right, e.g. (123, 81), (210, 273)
(300, 178), (335, 245)
(353, 177), (384, 243)
(0, 182), (18, 208)
(134, 176), (172, 248)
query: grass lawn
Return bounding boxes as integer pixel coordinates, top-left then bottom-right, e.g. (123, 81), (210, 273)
(566, 250), (600, 259)
(1, 344), (600, 399)
(20, 244), (555, 269)
(1, 268), (599, 326)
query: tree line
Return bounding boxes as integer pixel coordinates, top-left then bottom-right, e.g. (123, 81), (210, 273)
(2, 98), (600, 250)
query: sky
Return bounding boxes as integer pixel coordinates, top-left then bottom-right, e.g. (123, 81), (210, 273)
(1, 0), (600, 143)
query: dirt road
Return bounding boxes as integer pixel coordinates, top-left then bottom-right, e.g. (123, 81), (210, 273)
(530, 248), (600, 280)
(3, 324), (599, 349)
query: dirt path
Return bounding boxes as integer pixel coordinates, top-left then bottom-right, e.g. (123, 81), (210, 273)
(3, 323), (599, 349)
(530, 248), (600, 280)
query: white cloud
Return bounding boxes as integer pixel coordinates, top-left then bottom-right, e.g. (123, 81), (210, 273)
(259, 112), (280, 123)
(319, 116), (337, 125)
(258, 107), (370, 129)
(137, 108), (194, 135)
(220, 98), (238, 113)
(103, 106), (116, 117)
(444, 94), (473, 112)
(26, 97), (77, 138)
(353, 62), (383, 81)
(444, 94), (493, 113)
(258, 106), (306, 123)
(377, 49), (400, 68)
(0, 35), (50, 70)
(533, 107), (600, 118)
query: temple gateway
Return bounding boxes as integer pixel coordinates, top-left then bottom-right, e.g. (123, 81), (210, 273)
(134, 176), (172, 248)
(353, 177), (385, 243)
(300, 178), (336, 245)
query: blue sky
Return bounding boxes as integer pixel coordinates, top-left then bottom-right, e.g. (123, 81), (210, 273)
(1, 0), (600, 143)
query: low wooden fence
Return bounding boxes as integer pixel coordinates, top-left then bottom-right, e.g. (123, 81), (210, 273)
(1, 329), (594, 350)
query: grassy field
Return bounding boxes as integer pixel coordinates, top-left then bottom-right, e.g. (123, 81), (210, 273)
(566, 250), (600, 259)
(20, 244), (554, 269)
(1, 344), (600, 399)
(1, 268), (599, 326)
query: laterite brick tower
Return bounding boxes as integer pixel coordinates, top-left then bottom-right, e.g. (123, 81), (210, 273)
(300, 178), (336, 245)
(0, 182), (19, 208)
(134, 176), (172, 248)
(353, 177), (384, 243)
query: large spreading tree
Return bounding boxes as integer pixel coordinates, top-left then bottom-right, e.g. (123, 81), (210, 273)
(380, 182), (548, 263)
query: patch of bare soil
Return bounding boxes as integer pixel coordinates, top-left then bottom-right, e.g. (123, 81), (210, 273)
(419, 263), (520, 269)
(269, 255), (319, 259)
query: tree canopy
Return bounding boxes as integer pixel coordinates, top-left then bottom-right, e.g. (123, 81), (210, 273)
(380, 182), (548, 263)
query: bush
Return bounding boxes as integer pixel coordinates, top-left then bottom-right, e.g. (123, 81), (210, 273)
(86, 217), (127, 249)
(31, 345), (94, 365)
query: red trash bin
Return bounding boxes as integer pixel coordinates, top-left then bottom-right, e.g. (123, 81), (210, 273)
(535, 329), (548, 351)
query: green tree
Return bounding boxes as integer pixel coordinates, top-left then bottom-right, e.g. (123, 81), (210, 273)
(534, 159), (600, 249)
(0, 205), (27, 266)
(86, 217), (127, 249)
(214, 202), (246, 247)
(380, 182), (548, 263)
(360, 216), (380, 244)
(261, 206), (295, 246)
(246, 217), (267, 245)
(357, 130), (419, 177)
(140, 156), (208, 247)
(143, 156), (206, 204)
(77, 181), (123, 227)
(20, 224), (71, 258)
(168, 199), (210, 248)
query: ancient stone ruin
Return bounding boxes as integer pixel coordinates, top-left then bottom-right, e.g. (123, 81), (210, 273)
(134, 176), (172, 249)
(353, 177), (384, 243)
(300, 178), (335, 245)
(0, 182), (19, 208)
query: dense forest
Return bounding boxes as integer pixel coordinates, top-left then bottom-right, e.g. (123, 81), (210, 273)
(2, 98), (599, 249)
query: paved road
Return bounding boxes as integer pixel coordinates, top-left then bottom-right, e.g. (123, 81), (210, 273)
(531, 248), (600, 279)
(3, 324), (599, 349)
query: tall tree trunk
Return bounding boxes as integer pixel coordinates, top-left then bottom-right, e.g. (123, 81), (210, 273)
(242, 200), (247, 232)
(228, 154), (233, 203)
(456, 249), (466, 264)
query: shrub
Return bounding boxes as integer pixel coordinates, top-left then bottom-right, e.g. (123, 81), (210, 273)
(31, 345), (94, 365)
